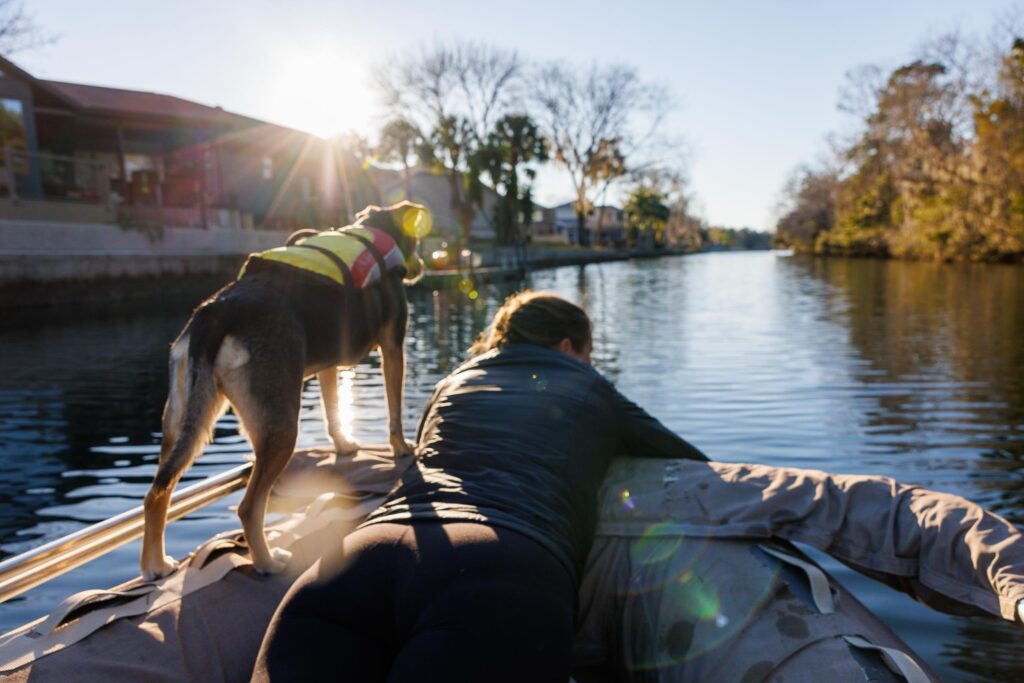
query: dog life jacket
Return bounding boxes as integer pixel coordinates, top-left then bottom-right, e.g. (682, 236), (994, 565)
(239, 226), (405, 288)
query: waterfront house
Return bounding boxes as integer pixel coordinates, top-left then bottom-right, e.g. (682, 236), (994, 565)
(529, 205), (565, 244)
(368, 165), (499, 250)
(0, 55), (366, 231)
(549, 201), (625, 245)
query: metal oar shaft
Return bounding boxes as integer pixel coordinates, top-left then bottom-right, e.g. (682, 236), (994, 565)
(0, 463), (252, 604)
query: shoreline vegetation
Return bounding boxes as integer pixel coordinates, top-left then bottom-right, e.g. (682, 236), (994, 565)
(774, 19), (1024, 264)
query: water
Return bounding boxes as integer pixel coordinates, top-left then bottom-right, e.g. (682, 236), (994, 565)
(2, 252), (1023, 680)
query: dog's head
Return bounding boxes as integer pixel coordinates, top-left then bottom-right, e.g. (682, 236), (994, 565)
(354, 201), (430, 285)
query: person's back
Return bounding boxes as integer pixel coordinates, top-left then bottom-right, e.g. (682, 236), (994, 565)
(253, 291), (707, 682)
(366, 342), (706, 582)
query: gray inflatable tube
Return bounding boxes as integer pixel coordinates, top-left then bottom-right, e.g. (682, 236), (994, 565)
(4, 448), (1020, 682)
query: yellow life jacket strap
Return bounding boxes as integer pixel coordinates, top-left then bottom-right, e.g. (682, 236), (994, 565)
(290, 242), (355, 294)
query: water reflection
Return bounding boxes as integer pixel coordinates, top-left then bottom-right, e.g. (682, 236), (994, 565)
(787, 257), (1024, 520)
(0, 254), (1023, 680)
(776, 256), (1024, 682)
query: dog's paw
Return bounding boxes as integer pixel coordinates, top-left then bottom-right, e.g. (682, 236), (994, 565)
(141, 555), (179, 582)
(254, 547), (292, 575)
(331, 434), (360, 455)
(389, 436), (415, 458)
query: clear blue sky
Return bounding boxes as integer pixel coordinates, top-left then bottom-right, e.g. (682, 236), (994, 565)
(19, 0), (1021, 229)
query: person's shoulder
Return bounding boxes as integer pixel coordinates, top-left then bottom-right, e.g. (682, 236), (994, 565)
(452, 347), (500, 374)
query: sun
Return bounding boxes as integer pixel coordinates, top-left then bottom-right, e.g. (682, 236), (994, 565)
(266, 45), (375, 139)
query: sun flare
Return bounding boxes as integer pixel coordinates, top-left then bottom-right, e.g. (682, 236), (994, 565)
(267, 45), (374, 139)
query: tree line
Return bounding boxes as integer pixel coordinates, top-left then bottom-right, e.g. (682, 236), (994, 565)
(775, 16), (1024, 262)
(368, 40), (701, 249)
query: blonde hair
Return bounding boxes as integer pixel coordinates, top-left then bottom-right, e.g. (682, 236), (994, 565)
(469, 291), (592, 356)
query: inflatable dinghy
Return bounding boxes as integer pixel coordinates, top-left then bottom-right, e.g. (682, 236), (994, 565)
(3, 447), (1023, 682)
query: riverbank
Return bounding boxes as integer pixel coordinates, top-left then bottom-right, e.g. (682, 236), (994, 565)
(419, 244), (690, 288)
(0, 218), (693, 309)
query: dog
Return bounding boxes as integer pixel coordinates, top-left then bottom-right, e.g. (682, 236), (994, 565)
(140, 202), (428, 580)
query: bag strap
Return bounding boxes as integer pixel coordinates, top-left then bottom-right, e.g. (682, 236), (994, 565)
(842, 635), (931, 683)
(758, 544), (835, 614)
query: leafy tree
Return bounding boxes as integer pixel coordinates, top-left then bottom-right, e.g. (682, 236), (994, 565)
(376, 118), (424, 199)
(474, 114), (547, 245)
(702, 226), (772, 250)
(774, 166), (838, 252)
(835, 60), (967, 258)
(629, 167), (702, 249)
(420, 115), (478, 245)
(971, 38), (1024, 258)
(798, 53), (976, 260)
(778, 22), (1024, 262)
(624, 186), (669, 248)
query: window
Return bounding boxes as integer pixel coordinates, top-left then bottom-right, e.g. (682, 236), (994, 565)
(0, 98), (26, 148)
(0, 99), (27, 179)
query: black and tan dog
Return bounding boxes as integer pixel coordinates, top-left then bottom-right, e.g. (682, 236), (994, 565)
(140, 202), (428, 580)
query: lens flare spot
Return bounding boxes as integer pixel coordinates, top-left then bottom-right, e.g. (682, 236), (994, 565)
(620, 488), (636, 511)
(468, 290), (479, 300)
(402, 206), (432, 238)
(457, 278), (473, 293)
(531, 373), (548, 391)
(630, 523), (683, 565)
(623, 540), (778, 670)
(693, 589), (720, 621)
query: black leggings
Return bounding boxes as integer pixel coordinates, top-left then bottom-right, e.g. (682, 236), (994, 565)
(252, 522), (576, 682)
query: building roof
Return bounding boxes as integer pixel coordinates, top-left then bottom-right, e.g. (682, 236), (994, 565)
(369, 165), (497, 239)
(0, 54), (276, 131)
(41, 80), (260, 127)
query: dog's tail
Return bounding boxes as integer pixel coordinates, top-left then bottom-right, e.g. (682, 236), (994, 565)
(153, 302), (230, 491)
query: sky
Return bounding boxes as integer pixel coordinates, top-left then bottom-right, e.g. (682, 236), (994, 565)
(18, 0), (1023, 230)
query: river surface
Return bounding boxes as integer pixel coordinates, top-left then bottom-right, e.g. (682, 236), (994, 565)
(1, 252), (1023, 680)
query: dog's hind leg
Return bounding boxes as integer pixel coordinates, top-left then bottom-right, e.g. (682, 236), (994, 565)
(142, 336), (226, 580)
(227, 367), (302, 575)
(318, 367), (359, 454)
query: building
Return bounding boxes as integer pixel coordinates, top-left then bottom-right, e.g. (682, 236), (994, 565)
(547, 201), (625, 245)
(528, 205), (563, 244)
(0, 55), (364, 231)
(368, 165), (499, 249)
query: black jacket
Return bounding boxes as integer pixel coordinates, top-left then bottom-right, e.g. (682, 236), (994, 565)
(361, 343), (708, 583)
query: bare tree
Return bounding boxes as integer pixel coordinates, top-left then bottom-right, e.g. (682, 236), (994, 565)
(838, 64), (886, 121)
(452, 42), (522, 142)
(0, 1), (54, 56)
(373, 41), (522, 150)
(532, 61), (670, 245)
(373, 41), (522, 250)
